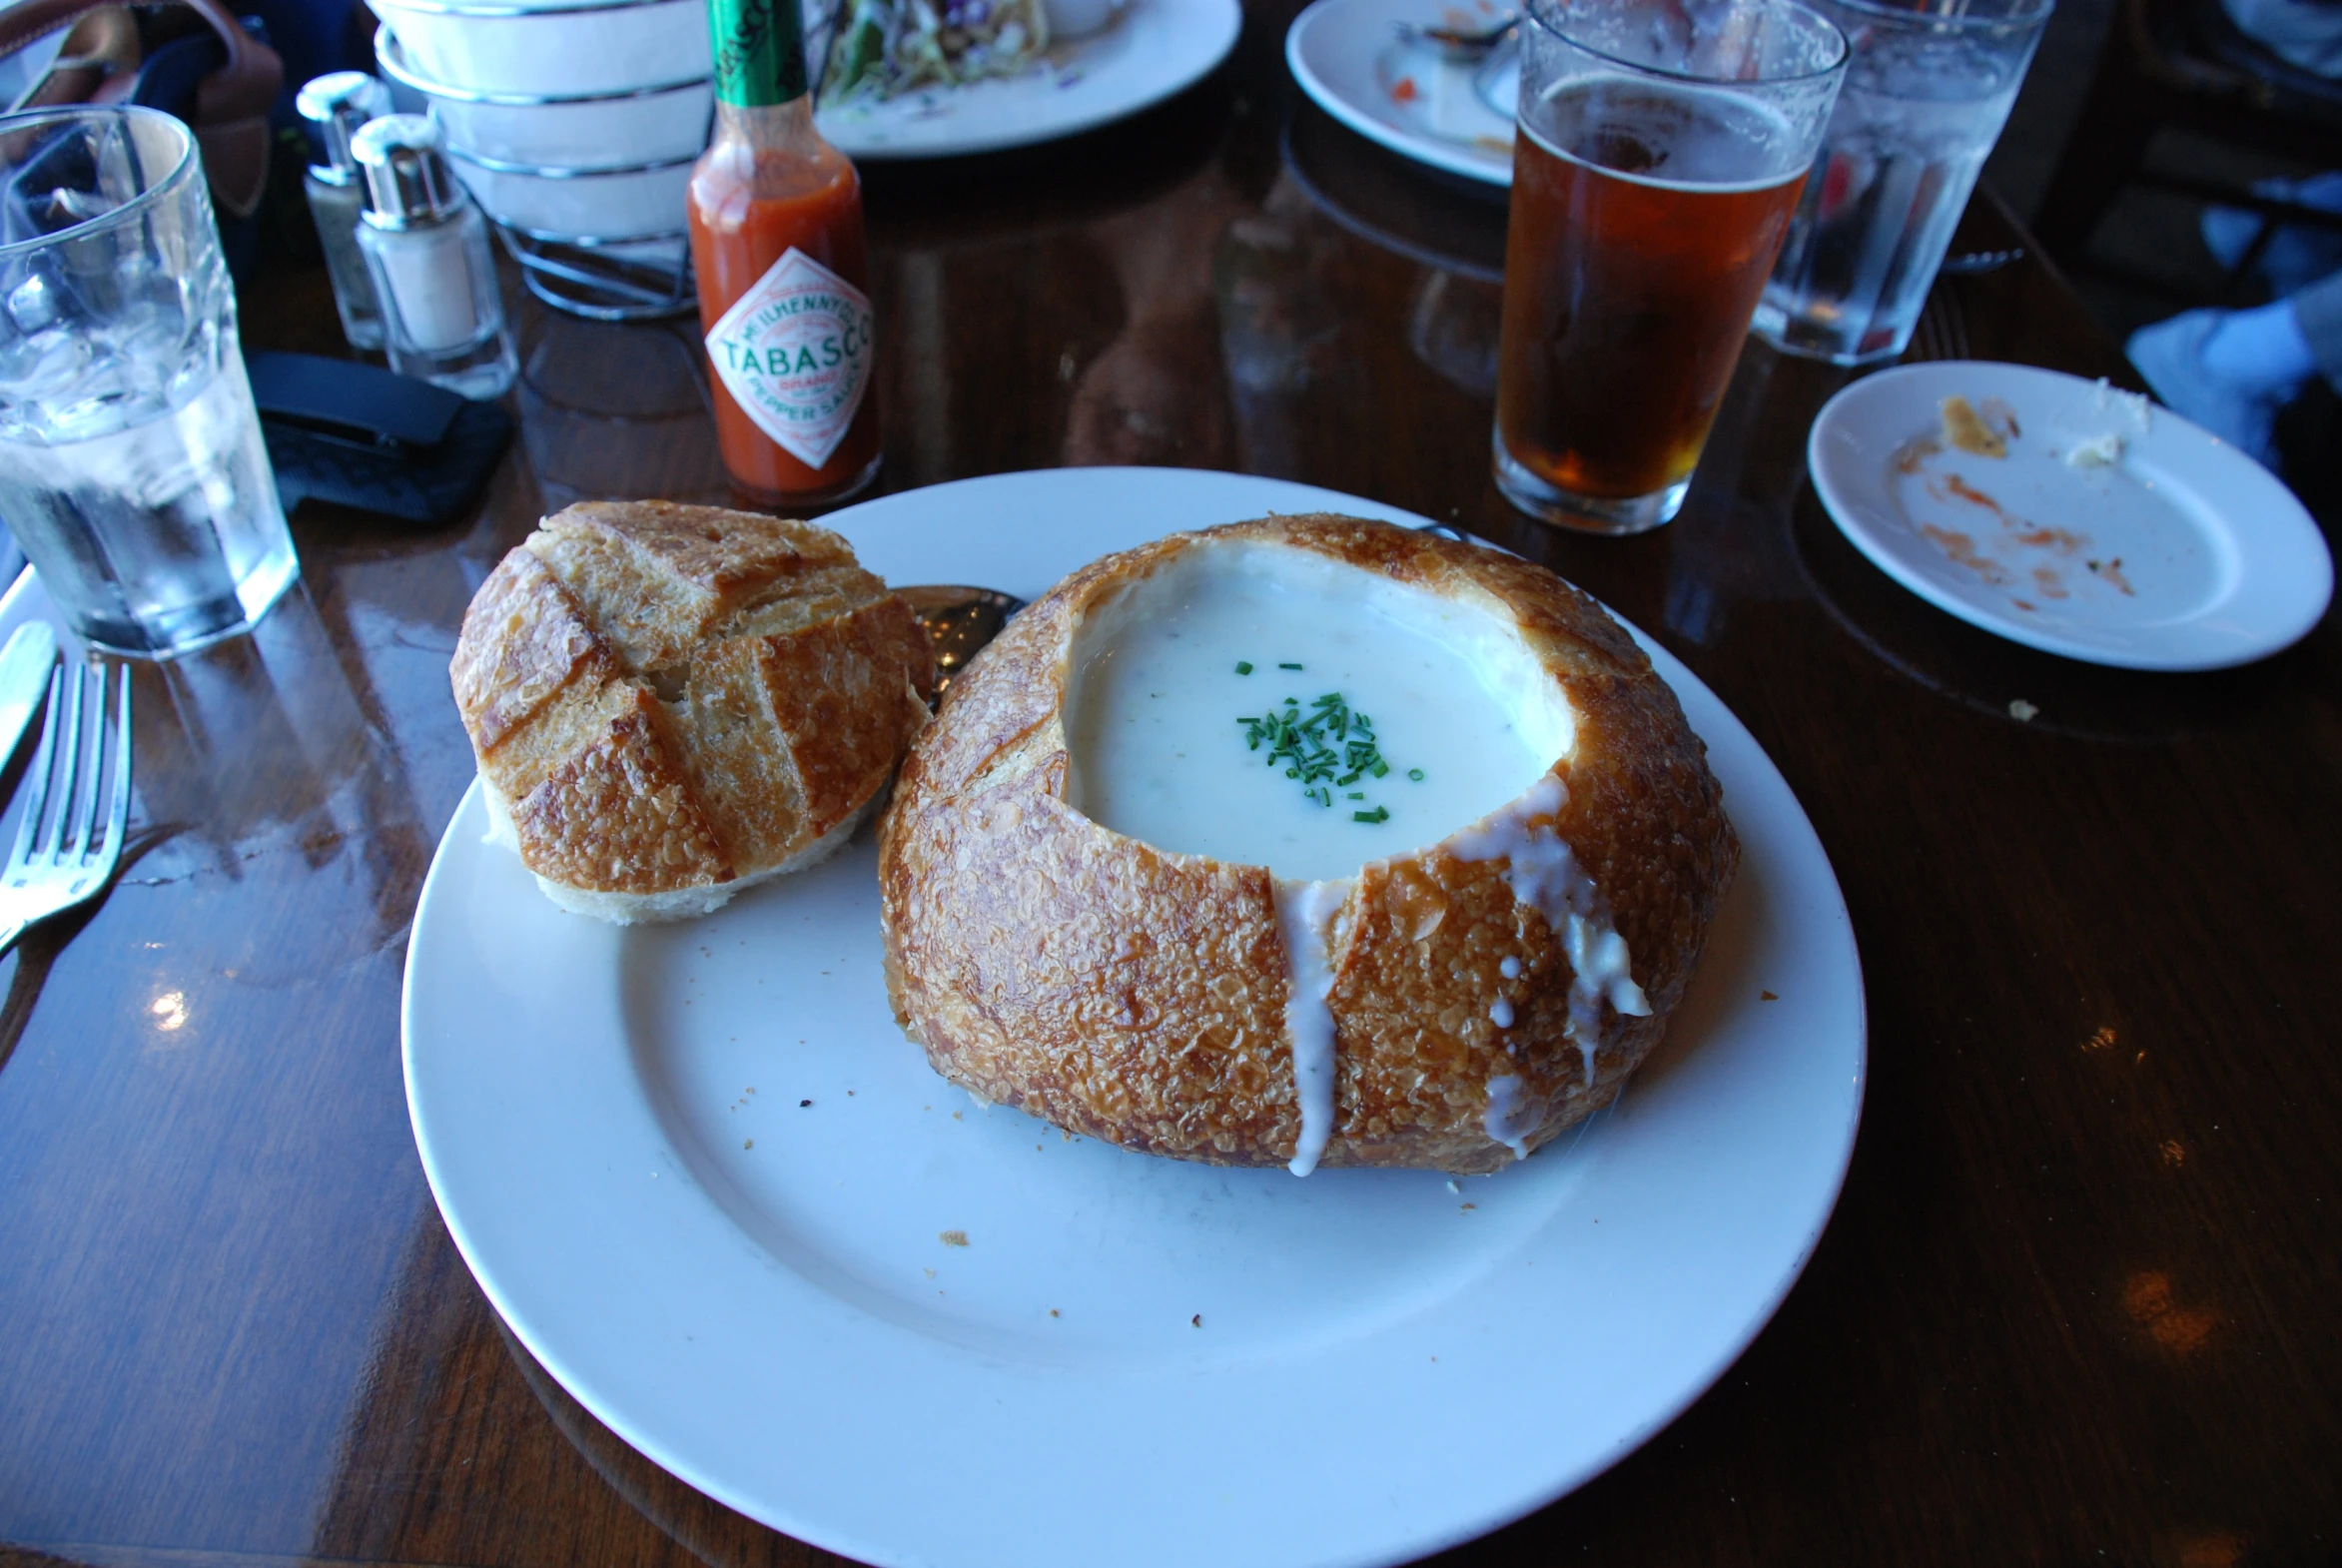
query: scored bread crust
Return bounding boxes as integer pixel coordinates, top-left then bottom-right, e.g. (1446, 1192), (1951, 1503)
(878, 514), (1738, 1174)
(452, 500), (935, 921)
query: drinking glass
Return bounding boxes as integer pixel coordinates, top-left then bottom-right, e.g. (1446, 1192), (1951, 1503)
(0, 105), (298, 658)
(1752, 0), (2052, 366)
(1493, 0), (1847, 535)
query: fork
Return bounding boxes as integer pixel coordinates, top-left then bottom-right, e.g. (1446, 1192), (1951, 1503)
(1907, 283), (1971, 363)
(0, 662), (131, 957)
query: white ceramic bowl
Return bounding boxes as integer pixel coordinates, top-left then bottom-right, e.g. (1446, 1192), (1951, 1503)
(446, 145), (694, 241)
(371, 0), (710, 97)
(377, 26), (710, 167)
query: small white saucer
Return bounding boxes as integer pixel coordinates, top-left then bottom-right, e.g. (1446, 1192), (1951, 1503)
(1808, 361), (2333, 671)
(1285, 0), (1516, 187)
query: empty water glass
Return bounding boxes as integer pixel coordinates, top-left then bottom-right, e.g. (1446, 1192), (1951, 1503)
(1750, 0), (2052, 367)
(0, 104), (298, 657)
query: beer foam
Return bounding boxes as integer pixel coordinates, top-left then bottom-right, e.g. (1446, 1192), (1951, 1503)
(1522, 74), (1805, 195)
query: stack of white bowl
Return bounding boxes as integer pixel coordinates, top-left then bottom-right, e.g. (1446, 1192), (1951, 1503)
(372, 0), (713, 318)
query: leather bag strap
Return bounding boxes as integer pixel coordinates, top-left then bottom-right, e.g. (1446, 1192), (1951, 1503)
(1, 0), (283, 215)
(7, 6), (137, 111)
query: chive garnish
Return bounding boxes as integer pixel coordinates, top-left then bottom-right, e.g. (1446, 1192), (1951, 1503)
(1408, 768), (1425, 781)
(1233, 687), (1408, 822)
(1278, 661), (1304, 669)
(1235, 660), (1253, 675)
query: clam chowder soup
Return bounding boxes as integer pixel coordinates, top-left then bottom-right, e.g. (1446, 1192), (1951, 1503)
(1065, 541), (1574, 883)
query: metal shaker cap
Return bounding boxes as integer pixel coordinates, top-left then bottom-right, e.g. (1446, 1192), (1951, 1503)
(352, 114), (468, 230)
(295, 72), (391, 184)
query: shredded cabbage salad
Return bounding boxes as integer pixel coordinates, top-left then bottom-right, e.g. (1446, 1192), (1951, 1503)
(818, 0), (1054, 102)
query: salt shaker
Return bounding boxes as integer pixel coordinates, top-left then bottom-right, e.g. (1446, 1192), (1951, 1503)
(351, 115), (516, 399)
(295, 72), (390, 352)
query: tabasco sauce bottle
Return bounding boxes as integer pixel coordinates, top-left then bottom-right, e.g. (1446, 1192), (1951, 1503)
(689, 0), (882, 507)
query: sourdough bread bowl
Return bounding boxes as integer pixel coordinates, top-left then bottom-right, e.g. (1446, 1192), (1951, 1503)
(878, 513), (1737, 1176)
(452, 500), (934, 923)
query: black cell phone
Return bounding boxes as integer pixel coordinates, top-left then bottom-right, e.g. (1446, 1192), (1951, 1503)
(246, 351), (513, 527)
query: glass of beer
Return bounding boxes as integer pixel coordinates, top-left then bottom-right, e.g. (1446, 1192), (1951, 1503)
(1493, 0), (1848, 534)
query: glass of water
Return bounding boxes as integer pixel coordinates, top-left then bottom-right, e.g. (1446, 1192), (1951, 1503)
(0, 105), (298, 658)
(1750, 0), (2051, 367)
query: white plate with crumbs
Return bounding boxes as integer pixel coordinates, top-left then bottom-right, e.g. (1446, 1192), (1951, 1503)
(815, 0), (1238, 159)
(1286, 0), (1517, 187)
(1809, 360), (2334, 670)
(402, 467), (1865, 1568)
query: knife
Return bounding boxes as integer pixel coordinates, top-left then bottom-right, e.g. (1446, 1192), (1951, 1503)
(0, 622), (59, 775)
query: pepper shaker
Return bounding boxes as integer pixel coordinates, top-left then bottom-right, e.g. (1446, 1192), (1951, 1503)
(351, 115), (516, 399)
(295, 72), (391, 352)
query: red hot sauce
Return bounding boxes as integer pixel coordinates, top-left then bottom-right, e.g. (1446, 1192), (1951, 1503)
(688, 0), (881, 507)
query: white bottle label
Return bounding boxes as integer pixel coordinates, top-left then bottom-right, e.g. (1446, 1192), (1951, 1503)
(705, 247), (875, 470)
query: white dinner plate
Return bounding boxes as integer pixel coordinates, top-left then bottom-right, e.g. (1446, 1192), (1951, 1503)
(1808, 361), (2334, 670)
(402, 467), (1865, 1568)
(814, 0), (1239, 159)
(1286, 0), (1517, 187)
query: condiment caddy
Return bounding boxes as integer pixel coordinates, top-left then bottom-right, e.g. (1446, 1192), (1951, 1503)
(367, 0), (719, 320)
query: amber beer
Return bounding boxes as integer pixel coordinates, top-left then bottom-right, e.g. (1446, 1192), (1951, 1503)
(1497, 80), (1808, 510)
(1492, 0), (1844, 533)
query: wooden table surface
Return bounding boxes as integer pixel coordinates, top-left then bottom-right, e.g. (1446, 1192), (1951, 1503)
(3, 3), (2338, 1563)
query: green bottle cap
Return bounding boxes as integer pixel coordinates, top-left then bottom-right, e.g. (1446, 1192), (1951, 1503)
(706, 0), (809, 107)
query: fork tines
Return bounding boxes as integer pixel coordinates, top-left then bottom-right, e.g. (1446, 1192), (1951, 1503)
(9, 662), (131, 902)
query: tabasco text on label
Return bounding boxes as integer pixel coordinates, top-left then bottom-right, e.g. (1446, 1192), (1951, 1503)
(706, 247), (875, 470)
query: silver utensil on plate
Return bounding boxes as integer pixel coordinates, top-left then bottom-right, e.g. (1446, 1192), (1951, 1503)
(1392, 12), (1518, 57)
(0, 623), (59, 772)
(896, 584), (1026, 701)
(0, 662), (131, 957)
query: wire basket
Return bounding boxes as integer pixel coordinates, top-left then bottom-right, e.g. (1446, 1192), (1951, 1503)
(497, 223), (696, 321)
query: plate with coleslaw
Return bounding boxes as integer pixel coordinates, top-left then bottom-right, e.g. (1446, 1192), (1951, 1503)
(813, 0), (1239, 158)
